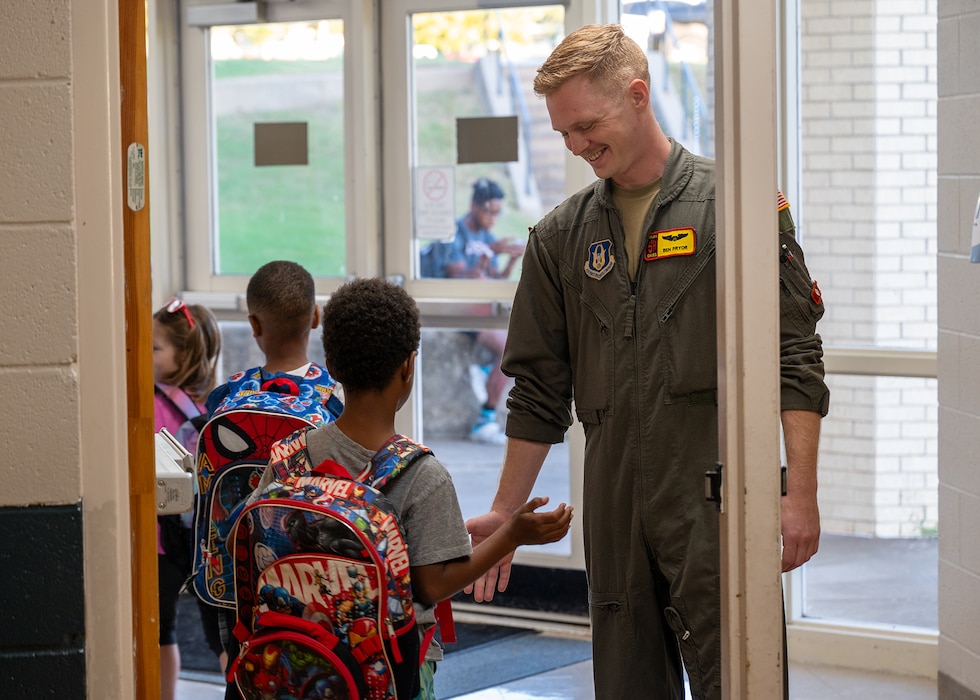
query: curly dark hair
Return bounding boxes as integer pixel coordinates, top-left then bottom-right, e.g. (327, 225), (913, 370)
(321, 277), (420, 394)
(246, 260), (316, 339)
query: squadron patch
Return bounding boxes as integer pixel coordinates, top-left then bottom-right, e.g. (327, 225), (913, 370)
(644, 228), (696, 261)
(585, 240), (615, 280)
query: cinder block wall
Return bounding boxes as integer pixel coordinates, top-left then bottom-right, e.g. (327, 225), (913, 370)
(0, 1), (85, 694)
(937, 1), (980, 696)
(0, 1), (133, 697)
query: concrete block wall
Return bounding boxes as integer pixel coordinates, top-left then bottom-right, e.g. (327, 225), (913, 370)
(0, 1), (86, 694)
(0, 1), (134, 696)
(801, 0), (938, 537)
(0, 1), (79, 502)
(937, 1), (980, 695)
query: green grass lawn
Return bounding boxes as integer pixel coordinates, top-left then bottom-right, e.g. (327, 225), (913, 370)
(213, 58), (526, 279)
(216, 105), (346, 277)
(214, 58), (342, 79)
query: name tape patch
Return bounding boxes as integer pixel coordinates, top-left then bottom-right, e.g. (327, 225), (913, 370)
(644, 228), (696, 261)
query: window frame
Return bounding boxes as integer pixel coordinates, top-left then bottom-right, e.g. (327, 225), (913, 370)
(777, 0), (938, 676)
(177, 0), (381, 302)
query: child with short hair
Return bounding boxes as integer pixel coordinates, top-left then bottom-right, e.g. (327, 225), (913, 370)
(273, 276), (573, 698)
(206, 260), (341, 415)
(207, 260), (342, 700)
(152, 297), (222, 700)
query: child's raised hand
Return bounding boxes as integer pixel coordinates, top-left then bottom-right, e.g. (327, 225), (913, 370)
(508, 496), (573, 546)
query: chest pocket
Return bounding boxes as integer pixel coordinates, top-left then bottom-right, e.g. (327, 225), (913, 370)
(571, 289), (616, 425)
(656, 242), (718, 405)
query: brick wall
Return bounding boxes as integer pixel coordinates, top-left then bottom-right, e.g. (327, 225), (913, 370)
(801, 0), (938, 536)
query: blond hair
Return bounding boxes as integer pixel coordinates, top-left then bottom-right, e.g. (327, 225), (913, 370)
(533, 24), (651, 98)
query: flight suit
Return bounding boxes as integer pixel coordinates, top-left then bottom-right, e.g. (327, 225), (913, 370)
(502, 139), (829, 699)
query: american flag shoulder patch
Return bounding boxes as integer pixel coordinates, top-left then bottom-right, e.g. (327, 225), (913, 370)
(777, 190), (790, 212)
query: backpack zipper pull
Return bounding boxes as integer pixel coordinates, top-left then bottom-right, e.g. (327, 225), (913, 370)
(386, 616), (403, 663)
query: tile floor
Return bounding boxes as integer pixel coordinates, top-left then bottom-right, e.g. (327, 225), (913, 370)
(178, 653), (937, 699)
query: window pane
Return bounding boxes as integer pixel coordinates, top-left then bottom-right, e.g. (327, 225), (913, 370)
(799, 2), (937, 352)
(797, 2), (938, 632)
(411, 7), (565, 280)
(803, 374), (938, 629)
(620, 0), (712, 157)
(210, 21), (346, 277)
(419, 327), (571, 557)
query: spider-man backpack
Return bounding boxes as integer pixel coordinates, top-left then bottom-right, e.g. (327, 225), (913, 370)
(191, 364), (343, 608)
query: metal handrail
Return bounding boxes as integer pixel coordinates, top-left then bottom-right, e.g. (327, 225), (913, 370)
(495, 27), (535, 197)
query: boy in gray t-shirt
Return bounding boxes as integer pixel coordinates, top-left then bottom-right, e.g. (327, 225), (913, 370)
(255, 277), (573, 699)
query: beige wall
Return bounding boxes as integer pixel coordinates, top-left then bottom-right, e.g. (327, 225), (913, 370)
(0, 1), (79, 506)
(0, 0), (134, 697)
(937, 1), (980, 696)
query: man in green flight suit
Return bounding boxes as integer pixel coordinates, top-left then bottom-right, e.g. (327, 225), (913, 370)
(465, 23), (830, 700)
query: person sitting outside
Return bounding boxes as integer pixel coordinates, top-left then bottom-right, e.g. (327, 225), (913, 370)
(443, 178), (526, 444)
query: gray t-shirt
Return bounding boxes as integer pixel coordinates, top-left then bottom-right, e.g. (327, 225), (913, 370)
(304, 424), (473, 570)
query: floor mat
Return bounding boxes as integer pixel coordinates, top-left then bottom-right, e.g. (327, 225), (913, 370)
(442, 621), (530, 653)
(435, 627), (593, 699)
(178, 593), (593, 697)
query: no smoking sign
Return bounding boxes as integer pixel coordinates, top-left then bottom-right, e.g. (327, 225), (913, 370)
(415, 166), (456, 241)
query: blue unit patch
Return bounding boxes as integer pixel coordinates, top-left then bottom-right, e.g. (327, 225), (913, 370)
(585, 240), (616, 280)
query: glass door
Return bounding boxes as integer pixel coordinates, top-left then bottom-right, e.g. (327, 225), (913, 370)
(180, 0), (379, 295)
(785, 0), (940, 676)
(381, 1), (579, 567)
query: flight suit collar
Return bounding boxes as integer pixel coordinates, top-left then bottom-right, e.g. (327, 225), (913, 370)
(592, 138), (696, 212)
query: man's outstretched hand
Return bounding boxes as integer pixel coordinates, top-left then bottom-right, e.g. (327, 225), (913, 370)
(464, 509), (512, 602)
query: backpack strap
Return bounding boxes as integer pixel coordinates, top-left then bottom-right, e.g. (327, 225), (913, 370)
(299, 433), (432, 487)
(363, 435), (454, 665)
(363, 434), (432, 489)
(267, 425), (319, 482)
(155, 383), (203, 422)
(419, 598), (457, 665)
(189, 414), (209, 432)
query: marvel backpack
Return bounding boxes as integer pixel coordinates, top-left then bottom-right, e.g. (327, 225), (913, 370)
(191, 364), (343, 608)
(227, 426), (432, 700)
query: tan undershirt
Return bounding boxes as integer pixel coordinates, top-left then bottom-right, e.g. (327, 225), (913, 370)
(612, 178), (662, 281)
